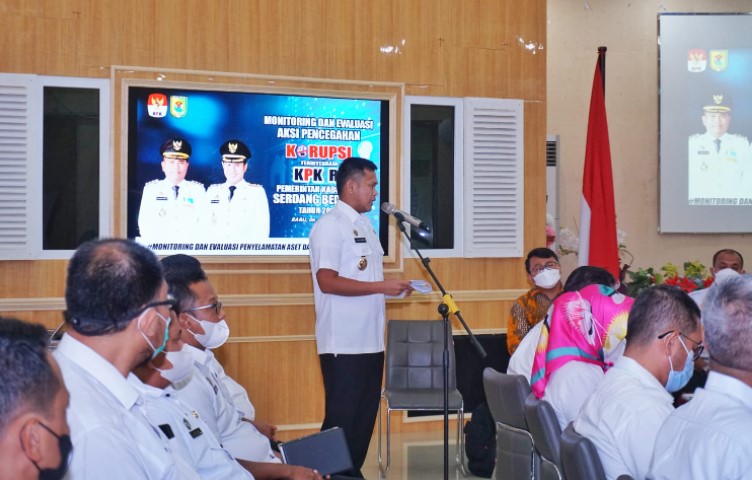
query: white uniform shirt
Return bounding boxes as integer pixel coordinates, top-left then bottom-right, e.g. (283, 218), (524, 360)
(54, 334), (201, 480)
(543, 361), (604, 431)
(138, 178), (206, 241)
(506, 320), (544, 382)
(206, 180), (270, 242)
(649, 372), (752, 480)
(171, 344), (278, 463)
(128, 376), (253, 480)
(574, 356), (674, 480)
(688, 131), (750, 201)
(206, 354), (256, 420)
(309, 200), (386, 354)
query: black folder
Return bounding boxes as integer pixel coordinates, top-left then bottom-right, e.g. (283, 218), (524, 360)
(278, 427), (353, 476)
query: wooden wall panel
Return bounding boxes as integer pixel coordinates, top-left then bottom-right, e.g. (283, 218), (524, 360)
(0, 0), (547, 433)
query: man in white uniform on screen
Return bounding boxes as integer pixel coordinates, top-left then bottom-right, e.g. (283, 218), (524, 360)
(138, 138), (206, 242)
(206, 139), (270, 242)
(688, 94), (750, 202)
(309, 157), (411, 478)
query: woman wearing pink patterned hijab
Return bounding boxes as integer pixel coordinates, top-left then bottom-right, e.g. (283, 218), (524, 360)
(530, 283), (633, 428)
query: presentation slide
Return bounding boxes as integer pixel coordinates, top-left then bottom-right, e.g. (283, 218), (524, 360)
(660, 13), (752, 233)
(126, 86), (390, 255)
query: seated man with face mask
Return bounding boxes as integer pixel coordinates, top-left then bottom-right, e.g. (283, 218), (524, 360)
(161, 255), (323, 480)
(506, 248), (563, 355)
(130, 311), (254, 479)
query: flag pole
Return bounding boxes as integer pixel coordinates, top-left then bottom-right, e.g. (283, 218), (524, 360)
(598, 46), (607, 95)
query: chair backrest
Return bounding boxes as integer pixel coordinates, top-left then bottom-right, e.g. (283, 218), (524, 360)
(560, 422), (606, 480)
(524, 394), (562, 467)
(483, 367), (529, 429)
(385, 320), (457, 390)
(483, 368), (539, 480)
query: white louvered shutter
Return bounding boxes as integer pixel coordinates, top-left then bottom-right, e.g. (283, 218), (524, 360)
(463, 98), (524, 258)
(0, 74), (39, 259)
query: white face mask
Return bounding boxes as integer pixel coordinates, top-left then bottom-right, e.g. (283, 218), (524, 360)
(155, 344), (194, 384)
(186, 315), (230, 349)
(533, 268), (561, 289)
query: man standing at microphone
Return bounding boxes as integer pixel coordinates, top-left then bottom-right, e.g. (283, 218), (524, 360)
(309, 157), (411, 478)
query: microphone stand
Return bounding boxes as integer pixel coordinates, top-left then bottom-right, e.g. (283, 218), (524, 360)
(394, 216), (487, 480)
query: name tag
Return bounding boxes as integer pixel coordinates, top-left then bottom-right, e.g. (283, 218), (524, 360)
(354, 237), (367, 244)
(156, 196), (168, 201)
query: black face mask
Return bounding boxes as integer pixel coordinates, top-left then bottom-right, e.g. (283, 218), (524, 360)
(28, 422), (73, 480)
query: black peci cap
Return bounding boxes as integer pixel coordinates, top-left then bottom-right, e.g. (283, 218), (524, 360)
(160, 138), (192, 159)
(219, 139), (251, 163)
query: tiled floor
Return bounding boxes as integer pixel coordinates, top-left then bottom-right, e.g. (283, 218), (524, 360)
(361, 430), (488, 480)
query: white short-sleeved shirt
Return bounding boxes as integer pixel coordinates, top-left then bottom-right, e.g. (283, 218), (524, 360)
(506, 320), (544, 382)
(171, 344), (278, 463)
(309, 200), (386, 354)
(128, 376), (253, 480)
(574, 356), (674, 480)
(206, 180), (270, 241)
(542, 361), (604, 431)
(205, 354), (256, 420)
(649, 372), (752, 479)
(54, 334), (201, 480)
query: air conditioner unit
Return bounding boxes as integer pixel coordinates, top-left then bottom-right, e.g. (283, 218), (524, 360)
(546, 134), (560, 243)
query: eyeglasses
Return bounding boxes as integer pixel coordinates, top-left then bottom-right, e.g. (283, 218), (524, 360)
(185, 301), (223, 315)
(657, 330), (704, 361)
(530, 261), (560, 276)
(133, 295), (177, 317)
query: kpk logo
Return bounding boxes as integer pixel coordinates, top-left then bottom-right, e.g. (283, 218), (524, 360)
(147, 93), (168, 118)
(687, 49), (707, 73)
(147, 93), (189, 118)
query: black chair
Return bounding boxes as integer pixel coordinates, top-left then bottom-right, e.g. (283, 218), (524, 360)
(378, 320), (465, 475)
(482, 367), (539, 480)
(524, 394), (563, 480)
(559, 422), (605, 480)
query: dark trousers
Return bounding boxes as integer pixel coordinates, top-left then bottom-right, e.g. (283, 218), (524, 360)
(319, 352), (384, 478)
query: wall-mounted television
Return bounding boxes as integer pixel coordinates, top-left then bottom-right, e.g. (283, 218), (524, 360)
(659, 13), (752, 233)
(126, 84), (391, 256)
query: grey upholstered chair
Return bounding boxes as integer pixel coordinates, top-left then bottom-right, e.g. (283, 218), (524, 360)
(377, 320), (465, 475)
(524, 394), (564, 480)
(559, 422), (606, 480)
(482, 368), (540, 480)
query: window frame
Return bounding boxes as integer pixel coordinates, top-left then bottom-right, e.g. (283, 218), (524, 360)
(0, 74), (111, 260)
(402, 95), (465, 258)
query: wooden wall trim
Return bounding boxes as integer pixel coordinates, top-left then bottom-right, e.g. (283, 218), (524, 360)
(0, 290), (526, 311)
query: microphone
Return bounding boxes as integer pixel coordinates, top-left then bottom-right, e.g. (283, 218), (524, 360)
(381, 202), (431, 232)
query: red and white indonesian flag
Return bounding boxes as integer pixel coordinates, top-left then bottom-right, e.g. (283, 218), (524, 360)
(578, 53), (620, 279)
